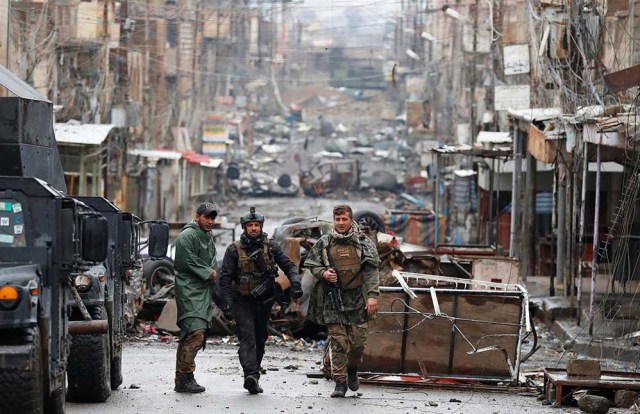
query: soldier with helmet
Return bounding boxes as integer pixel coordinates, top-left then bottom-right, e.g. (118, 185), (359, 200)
(304, 204), (380, 398)
(217, 207), (303, 394)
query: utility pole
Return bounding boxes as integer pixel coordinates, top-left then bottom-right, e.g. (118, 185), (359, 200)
(0, 0), (9, 70)
(469, 0), (478, 144)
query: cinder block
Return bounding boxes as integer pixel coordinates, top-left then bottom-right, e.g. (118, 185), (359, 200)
(567, 359), (601, 377)
(614, 389), (638, 408)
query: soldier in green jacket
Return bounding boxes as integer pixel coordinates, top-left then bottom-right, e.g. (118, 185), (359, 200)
(304, 204), (380, 398)
(173, 202), (218, 393)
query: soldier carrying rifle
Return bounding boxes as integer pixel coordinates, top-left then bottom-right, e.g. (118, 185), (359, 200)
(304, 204), (380, 398)
(217, 207), (303, 395)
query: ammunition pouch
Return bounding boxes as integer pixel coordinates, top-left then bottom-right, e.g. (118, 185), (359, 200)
(237, 274), (262, 296)
(340, 272), (364, 290)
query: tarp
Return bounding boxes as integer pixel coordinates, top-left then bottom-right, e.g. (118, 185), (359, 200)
(386, 210), (441, 247)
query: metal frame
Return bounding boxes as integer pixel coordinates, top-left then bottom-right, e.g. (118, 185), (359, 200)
(366, 271), (531, 383)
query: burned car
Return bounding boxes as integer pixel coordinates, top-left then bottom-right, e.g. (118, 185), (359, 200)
(300, 159), (360, 197)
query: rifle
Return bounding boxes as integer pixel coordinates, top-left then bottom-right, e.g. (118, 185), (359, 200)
(248, 247), (289, 312)
(322, 248), (345, 325)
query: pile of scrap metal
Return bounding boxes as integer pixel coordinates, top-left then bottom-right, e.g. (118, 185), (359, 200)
(227, 160), (299, 197)
(124, 257), (176, 331)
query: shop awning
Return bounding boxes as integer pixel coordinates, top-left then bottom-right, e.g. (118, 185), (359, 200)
(55, 123), (116, 145)
(477, 131), (511, 144)
(127, 149), (182, 160)
(200, 159), (224, 169)
(507, 107), (562, 122)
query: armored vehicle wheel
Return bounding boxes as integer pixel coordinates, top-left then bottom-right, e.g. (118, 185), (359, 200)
(0, 327), (44, 413)
(66, 306), (112, 402)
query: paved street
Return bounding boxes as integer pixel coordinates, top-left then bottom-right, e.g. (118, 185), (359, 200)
(67, 341), (571, 414)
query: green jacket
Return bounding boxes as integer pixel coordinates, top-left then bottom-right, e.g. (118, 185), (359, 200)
(173, 221), (217, 338)
(304, 231), (380, 325)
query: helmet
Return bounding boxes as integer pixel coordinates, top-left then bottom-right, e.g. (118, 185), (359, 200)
(240, 206), (265, 225)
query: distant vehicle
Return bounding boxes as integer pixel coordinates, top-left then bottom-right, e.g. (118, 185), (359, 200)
(300, 159), (361, 197)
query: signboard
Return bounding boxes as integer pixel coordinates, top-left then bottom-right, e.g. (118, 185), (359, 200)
(503, 44), (530, 75)
(494, 85), (530, 111)
(405, 75), (425, 95)
(202, 114), (228, 157)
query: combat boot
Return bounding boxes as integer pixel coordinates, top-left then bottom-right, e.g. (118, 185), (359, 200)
(243, 375), (263, 394)
(174, 372), (206, 393)
(347, 366), (360, 391)
(331, 382), (347, 398)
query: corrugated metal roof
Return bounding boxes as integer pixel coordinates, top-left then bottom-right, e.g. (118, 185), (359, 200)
(0, 64), (50, 102)
(54, 123), (116, 145)
(477, 131), (512, 143)
(127, 149), (182, 160)
(507, 107), (562, 122)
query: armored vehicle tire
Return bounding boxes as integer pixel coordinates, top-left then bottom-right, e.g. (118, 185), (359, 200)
(0, 327), (44, 413)
(66, 306), (111, 403)
(143, 258), (175, 297)
(354, 210), (386, 233)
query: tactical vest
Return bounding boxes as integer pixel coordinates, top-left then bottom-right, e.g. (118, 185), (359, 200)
(328, 243), (363, 290)
(233, 240), (275, 296)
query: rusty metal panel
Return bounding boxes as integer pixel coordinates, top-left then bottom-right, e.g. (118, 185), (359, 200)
(527, 123), (557, 163)
(603, 64), (640, 94)
(361, 274), (528, 381)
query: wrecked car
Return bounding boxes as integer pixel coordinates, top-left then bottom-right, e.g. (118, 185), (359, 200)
(300, 159), (360, 197)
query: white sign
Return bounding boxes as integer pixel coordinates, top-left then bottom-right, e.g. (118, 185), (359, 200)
(14, 225), (23, 235)
(494, 85), (531, 111)
(0, 217), (8, 226)
(503, 44), (530, 75)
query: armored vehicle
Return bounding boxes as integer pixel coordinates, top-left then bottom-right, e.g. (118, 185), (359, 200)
(67, 196), (168, 402)
(0, 64), (168, 412)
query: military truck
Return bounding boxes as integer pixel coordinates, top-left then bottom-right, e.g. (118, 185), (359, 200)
(0, 65), (167, 412)
(66, 196), (168, 402)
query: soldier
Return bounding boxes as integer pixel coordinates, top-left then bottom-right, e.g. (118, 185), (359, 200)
(217, 207), (303, 394)
(173, 202), (218, 393)
(304, 204), (380, 398)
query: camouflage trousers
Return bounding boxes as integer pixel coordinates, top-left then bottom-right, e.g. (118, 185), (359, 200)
(326, 323), (368, 383)
(175, 329), (205, 379)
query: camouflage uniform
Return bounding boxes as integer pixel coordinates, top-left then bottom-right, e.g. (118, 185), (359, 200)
(304, 225), (380, 384)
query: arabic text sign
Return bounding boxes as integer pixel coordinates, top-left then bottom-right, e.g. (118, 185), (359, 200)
(504, 44), (530, 75)
(494, 85), (530, 111)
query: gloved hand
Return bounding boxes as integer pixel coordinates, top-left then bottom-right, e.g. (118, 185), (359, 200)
(290, 281), (303, 299)
(221, 307), (234, 322)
